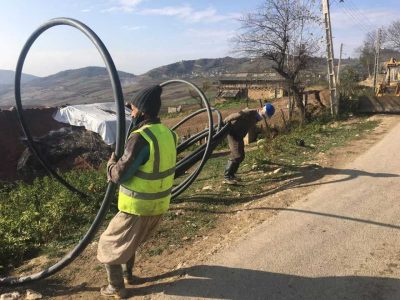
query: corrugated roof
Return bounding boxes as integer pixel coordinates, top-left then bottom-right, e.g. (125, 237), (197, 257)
(219, 90), (240, 98)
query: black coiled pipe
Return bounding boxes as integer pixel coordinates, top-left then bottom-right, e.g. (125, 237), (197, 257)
(0, 20), (229, 286)
(0, 17), (126, 286)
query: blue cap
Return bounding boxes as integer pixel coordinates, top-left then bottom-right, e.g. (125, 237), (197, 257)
(264, 102), (275, 118)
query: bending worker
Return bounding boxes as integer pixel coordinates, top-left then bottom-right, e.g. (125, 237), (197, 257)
(223, 103), (275, 184)
(97, 85), (178, 298)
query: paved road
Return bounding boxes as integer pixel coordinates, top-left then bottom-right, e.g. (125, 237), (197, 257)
(151, 120), (400, 300)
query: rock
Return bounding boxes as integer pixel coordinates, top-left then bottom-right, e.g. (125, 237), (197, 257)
(0, 292), (21, 300)
(202, 185), (213, 191)
(273, 168), (283, 174)
(330, 122), (340, 128)
(175, 210), (185, 216)
(295, 139), (305, 147)
(175, 262), (184, 269)
(226, 188), (232, 192)
(26, 290), (42, 300)
(256, 139), (265, 145)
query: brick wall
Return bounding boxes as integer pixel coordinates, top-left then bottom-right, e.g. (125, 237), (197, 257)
(248, 87), (284, 100)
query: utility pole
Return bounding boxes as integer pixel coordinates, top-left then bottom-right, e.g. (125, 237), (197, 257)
(322, 0), (338, 117)
(373, 29), (381, 93)
(286, 44), (293, 121)
(337, 43), (343, 85)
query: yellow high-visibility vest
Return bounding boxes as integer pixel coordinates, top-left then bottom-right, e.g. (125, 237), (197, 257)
(118, 123), (177, 216)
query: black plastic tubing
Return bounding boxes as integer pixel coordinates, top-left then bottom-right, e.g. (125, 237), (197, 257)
(160, 80), (214, 199)
(0, 17), (126, 286)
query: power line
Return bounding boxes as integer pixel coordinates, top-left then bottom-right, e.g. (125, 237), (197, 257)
(345, 0), (376, 29)
(331, 0), (376, 34)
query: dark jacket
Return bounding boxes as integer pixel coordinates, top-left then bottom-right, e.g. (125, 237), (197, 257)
(224, 109), (261, 139)
(107, 117), (160, 183)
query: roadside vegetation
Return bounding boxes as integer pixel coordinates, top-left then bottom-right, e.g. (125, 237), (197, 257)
(0, 110), (379, 275)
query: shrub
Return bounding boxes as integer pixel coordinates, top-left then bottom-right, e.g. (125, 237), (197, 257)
(0, 169), (108, 270)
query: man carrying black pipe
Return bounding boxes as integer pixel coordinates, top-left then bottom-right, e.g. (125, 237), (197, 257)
(223, 102), (275, 185)
(97, 85), (178, 298)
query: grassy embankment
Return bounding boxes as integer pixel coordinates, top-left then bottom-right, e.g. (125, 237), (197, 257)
(0, 109), (379, 274)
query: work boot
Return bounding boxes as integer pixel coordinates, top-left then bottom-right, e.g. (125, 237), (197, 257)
(122, 255), (140, 285)
(102, 264), (127, 299)
(224, 160), (241, 184)
(100, 284), (128, 299)
(223, 176), (239, 185)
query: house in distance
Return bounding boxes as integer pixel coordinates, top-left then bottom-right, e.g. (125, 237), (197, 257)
(217, 72), (287, 102)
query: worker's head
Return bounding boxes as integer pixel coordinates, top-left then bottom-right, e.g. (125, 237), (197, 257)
(262, 102), (275, 118)
(129, 85), (162, 118)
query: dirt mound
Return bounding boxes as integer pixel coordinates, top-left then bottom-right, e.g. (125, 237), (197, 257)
(17, 126), (112, 179)
(0, 107), (65, 181)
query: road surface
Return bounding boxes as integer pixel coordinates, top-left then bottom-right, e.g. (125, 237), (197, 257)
(151, 120), (400, 299)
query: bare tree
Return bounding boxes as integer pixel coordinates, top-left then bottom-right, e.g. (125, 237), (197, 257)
(188, 80), (211, 108)
(357, 31), (376, 78)
(232, 0), (321, 123)
(386, 20), (400, 50)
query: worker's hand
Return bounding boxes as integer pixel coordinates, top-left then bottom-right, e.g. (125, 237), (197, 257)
(107, 152), (117, 168)
(223, 117), (232, 123)
(106, 153), (117, 182)
(224, 112), (241, 123)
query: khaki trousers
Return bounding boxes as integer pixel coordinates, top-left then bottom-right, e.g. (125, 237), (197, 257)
(97, 211), (162, 264)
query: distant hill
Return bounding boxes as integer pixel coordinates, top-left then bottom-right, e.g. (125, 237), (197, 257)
(0, 56), (331, 108)
(0, 70), (38, 85)
(143, 56), (274, 79)
(0, 66), (137, 107)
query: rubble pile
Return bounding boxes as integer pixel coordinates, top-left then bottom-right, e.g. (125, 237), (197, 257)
(17, 126), (112, 179)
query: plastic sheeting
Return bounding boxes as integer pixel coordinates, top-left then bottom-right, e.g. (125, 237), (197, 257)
(53, 102), (131, 145)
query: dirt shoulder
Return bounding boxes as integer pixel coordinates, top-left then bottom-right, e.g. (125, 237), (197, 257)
(3, 114), (399, 300)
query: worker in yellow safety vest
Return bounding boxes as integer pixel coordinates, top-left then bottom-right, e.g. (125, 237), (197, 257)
(97, 85), (178, 298)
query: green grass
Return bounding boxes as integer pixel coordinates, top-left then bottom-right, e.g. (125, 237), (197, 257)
(0, 168), (113, 272)
(0, 115), (379, 272)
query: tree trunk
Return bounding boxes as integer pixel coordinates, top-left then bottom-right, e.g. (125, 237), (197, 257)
(291, 86), (305, 124)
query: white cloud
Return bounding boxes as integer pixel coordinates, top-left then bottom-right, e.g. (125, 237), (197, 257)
(119, 0), (143, 6)
(139, 5), (239, 23)
(81, 8), (91, 13)
(102, 0), (144, 13)
(121, 25), (146, 31)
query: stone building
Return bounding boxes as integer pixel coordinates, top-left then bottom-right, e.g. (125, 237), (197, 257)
(217, 72), (287, 102)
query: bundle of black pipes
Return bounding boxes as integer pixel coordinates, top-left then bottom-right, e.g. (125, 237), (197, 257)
(0, 18), (229, 286)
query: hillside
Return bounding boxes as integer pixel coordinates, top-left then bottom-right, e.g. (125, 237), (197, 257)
(0, 70), (38, 85)
(0, 56), (329, 108)
(0, 66), (137, 107)
(144, 56), (274, 79)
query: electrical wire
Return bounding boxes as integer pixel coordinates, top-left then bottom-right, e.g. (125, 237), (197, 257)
(331, 0), (376, 35)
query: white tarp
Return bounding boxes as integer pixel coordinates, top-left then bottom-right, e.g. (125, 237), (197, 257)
(53, 102), (132, 145)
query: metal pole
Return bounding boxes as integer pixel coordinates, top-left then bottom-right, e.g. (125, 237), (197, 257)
(373, 29), (381, 93)
(322, 0), (338, 116)
(337, 43), (343, 85)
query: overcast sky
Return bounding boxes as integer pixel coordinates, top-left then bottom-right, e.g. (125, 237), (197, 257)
(0, 0), (398, 77)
